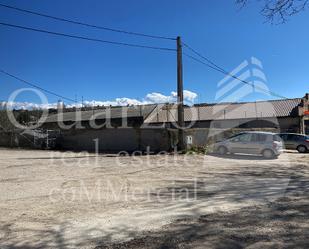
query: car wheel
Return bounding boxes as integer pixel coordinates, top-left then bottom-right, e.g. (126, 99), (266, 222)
(262, 149), (275, 159)
(297, 145), (307, 153)
(218, 146), (227, 155)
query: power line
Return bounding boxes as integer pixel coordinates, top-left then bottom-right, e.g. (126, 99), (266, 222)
(0, 22), (176, 51)
(183, 52), (226, 75)
(183, 42), (228, 72)
(184, 52), (288, 99)
(0, 3), (175, 41)
(0, 68), (76, 103)
(182, 43), (288, 99)
(183, 42), (287, 99)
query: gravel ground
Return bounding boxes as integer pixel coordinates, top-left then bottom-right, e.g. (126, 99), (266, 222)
(0, 148), (308, 248)
(97, 196), (309, 249)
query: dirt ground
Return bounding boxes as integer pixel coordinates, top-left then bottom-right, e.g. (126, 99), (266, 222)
(0, 148), (308, 249)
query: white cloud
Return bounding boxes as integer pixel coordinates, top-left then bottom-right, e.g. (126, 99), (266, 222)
(145, 90), (198, 104)
(144, 92), (173, 103)
(0, 101), (57, 110)
(170, 90), (198, 102)
(183, 90), (198, 102)
(0, 90), (198, 110)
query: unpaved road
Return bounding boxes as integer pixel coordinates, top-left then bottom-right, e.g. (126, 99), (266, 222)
(0, 148), (308, 248)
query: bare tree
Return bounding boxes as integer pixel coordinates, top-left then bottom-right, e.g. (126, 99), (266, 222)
(236, 0), (308, 23)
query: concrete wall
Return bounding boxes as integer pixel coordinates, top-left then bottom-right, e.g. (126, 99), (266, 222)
(0, 116), (304, 152)
(0, 132), (13, 147)
(57, 128), (170, 152)
(305, 120), (309, 134)
(0, 131), (34, 148)
(188, 117), (298, 130)
(277, 117), (301, 133)
(58, 128), (138, 152)
(0, 128), (172, 152)
(139, 128), (170, 152)
(184, 127), (279, 148)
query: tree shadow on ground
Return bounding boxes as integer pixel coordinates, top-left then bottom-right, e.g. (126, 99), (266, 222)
(96, 163), (309, 249)
(1, 162), (308, 249)
(0, 220), (142, 249)
(96, 195), (309, 249)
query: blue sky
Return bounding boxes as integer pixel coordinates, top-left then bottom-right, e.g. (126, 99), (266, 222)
(0, 0), (308, 106)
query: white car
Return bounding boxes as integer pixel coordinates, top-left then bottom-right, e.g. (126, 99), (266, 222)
(214, 131), (283, 159)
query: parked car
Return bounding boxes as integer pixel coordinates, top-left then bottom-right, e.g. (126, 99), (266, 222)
(214, 131), (283, 159)
(277, 133), (309, 153)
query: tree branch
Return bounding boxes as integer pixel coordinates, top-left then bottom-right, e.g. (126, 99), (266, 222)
(236, 0), (308, 24)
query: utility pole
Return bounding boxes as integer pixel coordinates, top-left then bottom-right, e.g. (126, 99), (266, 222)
(177, 36), (185, 151)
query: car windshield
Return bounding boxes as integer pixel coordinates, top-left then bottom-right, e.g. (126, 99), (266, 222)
(228, 133), (243, 139)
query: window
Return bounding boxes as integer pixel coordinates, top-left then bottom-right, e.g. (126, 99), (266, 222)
(228, 133), (242, 140)
(273, 135), (282, 142)
(230, 133), (251, 142)
(298, 135), (309, 141)
(230, 136), (240, 142)
(251, 133), (267, 142)
(288, 134), (302, 141)
(238, 133), (252, 142)
(279, 134), (289, 141)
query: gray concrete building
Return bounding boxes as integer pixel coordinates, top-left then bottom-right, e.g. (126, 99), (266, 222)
(144, 95), (309, 134)
(1, 94), (307, 151)
(36, 93), (308, 152)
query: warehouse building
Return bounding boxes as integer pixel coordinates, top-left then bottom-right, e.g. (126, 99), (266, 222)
(144, 95), (308, 133)
(1, 94), (307, 151)
(36, 93), (308, 152)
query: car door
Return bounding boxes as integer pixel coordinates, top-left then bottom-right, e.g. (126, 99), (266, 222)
(250, 133), (268, 154)
(287, 134), (299, 149)
(229, 133), (252, 153)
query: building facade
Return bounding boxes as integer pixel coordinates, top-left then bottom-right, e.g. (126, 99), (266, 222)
(1, 94), (308, 151)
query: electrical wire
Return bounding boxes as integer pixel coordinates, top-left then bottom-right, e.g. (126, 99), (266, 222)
(183, 52), (288, 99)
(183, 42), (228, 72)
(183, 41), (288, 99)
(0, 68), (76, 102)
(0, 3), (288, 100)
(0, 3), (176, 40)
(0, 22), (176, 51)
(183, 52), (227, 75)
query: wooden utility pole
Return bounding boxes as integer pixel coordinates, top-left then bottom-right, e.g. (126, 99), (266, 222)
(177, 36), (185, 150)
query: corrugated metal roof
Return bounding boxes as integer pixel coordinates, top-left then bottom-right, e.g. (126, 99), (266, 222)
(43, 104), (157, 123)
(42, 98), (302, 124)
(144, 98), (302, 123)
